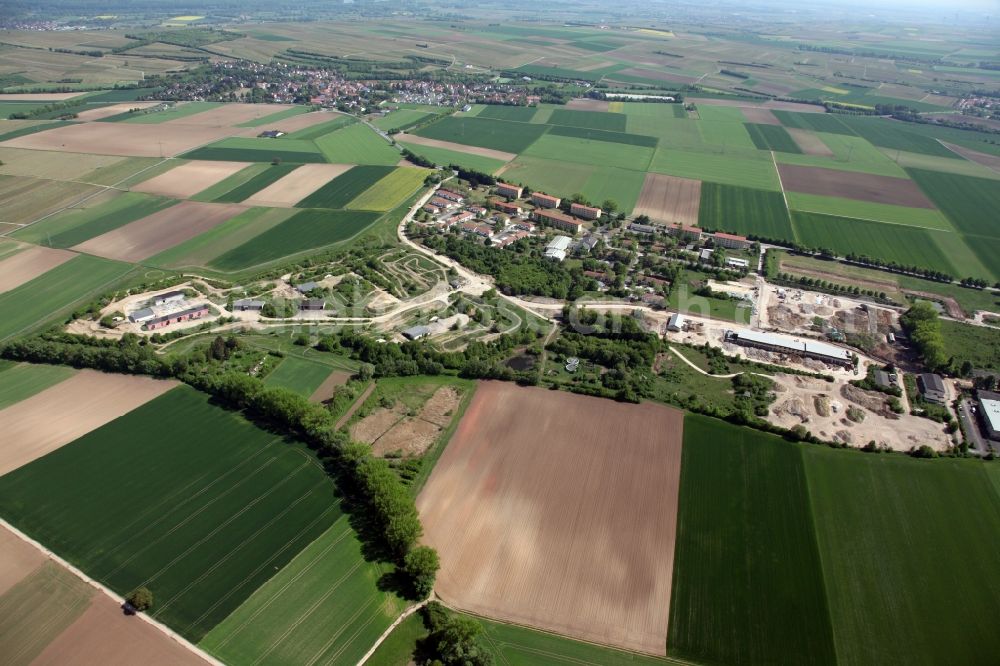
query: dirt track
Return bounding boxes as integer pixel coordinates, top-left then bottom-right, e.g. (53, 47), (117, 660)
(633, 173), (701, 225)
(132, 161), (249, 199)
(0, 245), (75, 294)
(778, 163), (935, 208)
(73, 201), (246, 262)
(417, 382), (684, 655)
(0, 370), (177, 476)
(397, 133), (517, 162)
(243, 163), (353, 207)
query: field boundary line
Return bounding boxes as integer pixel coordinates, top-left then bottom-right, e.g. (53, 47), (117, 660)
(303, 596), (378, 666)
(356, 598), (429, 666)
(188, 503), (344, 635)
(0, 519), (222, 666)
(770, 150), (796, 242)
(209, 517), (354, 649)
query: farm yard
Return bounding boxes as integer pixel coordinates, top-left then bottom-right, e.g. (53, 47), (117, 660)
(417, 382), (685, 656)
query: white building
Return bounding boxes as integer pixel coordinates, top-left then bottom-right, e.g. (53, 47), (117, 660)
(667, 313), (687, 332)
(544, 235), (573, 261)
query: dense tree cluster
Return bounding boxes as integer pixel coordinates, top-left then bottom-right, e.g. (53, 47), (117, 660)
(900, 302), (948, 371)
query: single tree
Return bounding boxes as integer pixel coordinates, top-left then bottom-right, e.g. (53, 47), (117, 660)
(126, 587), (153, 612)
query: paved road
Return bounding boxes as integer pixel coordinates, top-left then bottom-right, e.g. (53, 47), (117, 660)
(958, 398), (992, 455)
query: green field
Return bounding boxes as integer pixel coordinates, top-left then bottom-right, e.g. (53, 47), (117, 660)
(699, 182), (792, 241)
(12, 192), (176, 248)
(235, 105), (310, 128)
(210, 209), (382, 271)
(145, 207), (296, 270)
(120, 101), (222, 124)
(0, 255), (133, 340)
(476, 105), (538, 122)
(200, 517), (402, 665)
(546, 124), (659, 147)
(297, 165), (396, 209)
(347, 167), (428, 211)
(0, 386), (343, 642)
(837, 116), (958, 158)
(522, 133), (653, 171)
(315, 123), (401, 165)
(785, 192), (953, 231)
(906, 168), (1000, 239)
(791, 211), (960, 273)
(549, 108), (627, 131)
(775, 133), (908, 177)
(372, 109), (432, 131)
(940, 319), (1000, 370)
(263, 356), (336, 396)
(669, 415), (836, 666)
(0, 561), (94, 665)
(413, 116), (549, 153)
(696, 120), (757, 150)
(772, 111), (855, 136)
(182, 137), (326, 163)
(649, 149), (781, 190)
(499, 156), (645, 213)
(804, 448), (1000, 665)
(744, 123), (802, 153)
(281, 115), (357, 141)
(200, 163), (300, 203)
(0, 363), (75, 410)
(397, 140), (508, 174)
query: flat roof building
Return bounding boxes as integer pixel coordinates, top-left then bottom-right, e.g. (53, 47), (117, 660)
(233, 299), (265, 311)
(726, 257), (750, 269)
(152, 290), (185, 306)
(145, 304), (209, 330)
(667, 313), (687, 332)
(545, 235), (573, 261)
(726, 329), (854, 368)
(128, 307), (155, 323)
(300, 299), (326, 310)
(976, 390), (1000, 441)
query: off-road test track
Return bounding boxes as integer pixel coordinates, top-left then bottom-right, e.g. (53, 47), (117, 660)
(416, 381), (685, 656)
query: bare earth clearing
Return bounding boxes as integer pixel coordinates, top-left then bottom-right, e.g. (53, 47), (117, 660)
(164, 103), (297, 128)
(417, 382), (684, 655)
(308, 370), (351, 403)
(778, 163), (935, 208)
(396, 133), (517, 162)
(0, 525), (45, 596)
(565, 99), (610, 111)
(132, 160), (249, 199)
(73, 102), (160, 122)
(0, 245), (75, 294)
(73, 201), (246, 262)
(243, 163), (353, 207)
(633, 173), (701, 225)
(0, 370), (177, 476)
(787, 128), (835, 156)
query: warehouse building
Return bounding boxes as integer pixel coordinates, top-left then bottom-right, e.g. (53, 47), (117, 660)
(976, 391), (1000, 441)
(402, 325), (431, 340)
(725, 329), (854, 368)
(145, 304), (210, 330)
(544, 235), (573, 261)
(233, 299), (265, 311)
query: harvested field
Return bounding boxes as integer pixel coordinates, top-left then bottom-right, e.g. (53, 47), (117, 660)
(778, 164), (935, 208)
(243, 163), (353, 207)
(260, 110), (349, 134)
(566, 98), (610, 111)
(309, 370), (351, 403)
(0, 525), (45, 596)
(417, 382), (684, 655)
(0, 146), (126, 181)
(2, 122), (255, 157)
(0, 92), (89, 101)
(740, 106), (781, 125)
(132, 160), (249, 199)
(31, 593), (211, 666)
(0, 175), (100, 226)
(0, 369), (176, 476)
(633, 173), (701, 225)
(73, 201), (246, 262)
(395, 132), (518, 162)
(787, 128), (835, 156)
(163, 103), (297, 127)
(74, 102), (160, 122)
(0, 245), (75, 294)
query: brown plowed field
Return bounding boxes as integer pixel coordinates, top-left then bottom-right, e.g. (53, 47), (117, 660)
(0, 245), (75, 294)
(566, 99), (610, 111)
(777, 163), (935, 208)
(740, 106), (781, 125)
(243, 163), (353, 207)
(786, 128), (834, 156)
(0, 370), (177, 476)
(132, 160), (250, 199)
(633, 173), (701, 225)
(2, 122), (256, 157)
(941, 141), (1000, 173)
(396, 133), (517, 162)
(0, 92), (89, 101)
(73, 201), (246, 262)
(30, 594), (210, 666)
(417, 382), (685, 656)
(0, 525), (45, 596)
(309, 370), (352, 403)
(74, 102), (160, 122)
(165, 103), (297, 127)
